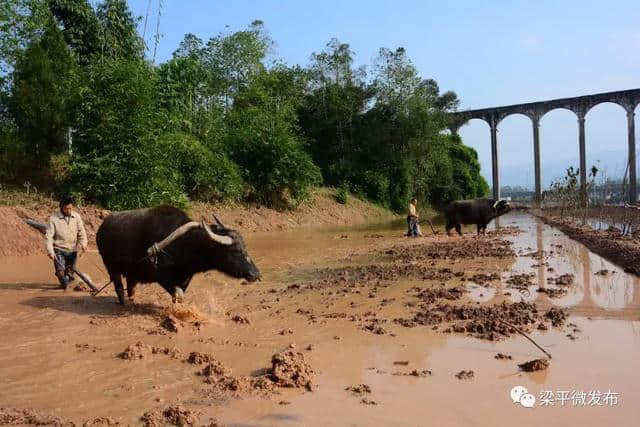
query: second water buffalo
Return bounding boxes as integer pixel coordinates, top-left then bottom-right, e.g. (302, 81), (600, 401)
(444, 198), (511, 236)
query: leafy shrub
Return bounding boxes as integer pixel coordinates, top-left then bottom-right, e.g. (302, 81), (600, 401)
(159, 132), (244, 203)
(354, 170), (390, 207)
(335, 182), (349, 204)
(226, 107), (321, 207)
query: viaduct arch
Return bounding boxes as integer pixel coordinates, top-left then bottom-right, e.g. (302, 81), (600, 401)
(450, 88), (640, 204)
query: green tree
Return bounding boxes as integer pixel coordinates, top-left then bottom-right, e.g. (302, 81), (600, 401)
(300, 38), (370, 185)
(9, 15), (79, 169)
(68, 58), (186, 209)
(96, 0), (143, 61)
(47, 0), (101, 64)
(227, 66), (321, 206)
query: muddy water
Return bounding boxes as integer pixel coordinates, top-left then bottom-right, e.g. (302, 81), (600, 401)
(0, 212), (639, 426)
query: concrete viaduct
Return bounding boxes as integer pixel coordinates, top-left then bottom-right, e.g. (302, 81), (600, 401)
(450, 88), (640, 204)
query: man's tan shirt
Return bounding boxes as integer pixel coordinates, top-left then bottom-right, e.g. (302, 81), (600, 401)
(45, 211), (88, 257)
(408, 203), (417, 217)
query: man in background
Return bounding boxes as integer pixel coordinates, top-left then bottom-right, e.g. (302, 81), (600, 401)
(45, 195), (88, 289)
(407, 198), (422, 237)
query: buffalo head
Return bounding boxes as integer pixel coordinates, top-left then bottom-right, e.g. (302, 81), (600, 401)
(493, 199), (511, 216)
(204, 216), (261, 282)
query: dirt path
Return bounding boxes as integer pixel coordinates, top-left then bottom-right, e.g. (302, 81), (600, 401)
(0, 212), (638, 426)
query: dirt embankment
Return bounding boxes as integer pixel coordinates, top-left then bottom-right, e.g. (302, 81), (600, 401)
(0, 188), (397, 258)
(533, 209), (640, 276)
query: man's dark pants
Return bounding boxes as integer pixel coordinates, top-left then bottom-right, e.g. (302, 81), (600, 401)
(406, 216), (419, 237)
(53, 249), (77, 288)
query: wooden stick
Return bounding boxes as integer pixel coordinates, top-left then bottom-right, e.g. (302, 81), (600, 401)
(497, 318), (552, 359)
(91, 280), (112, 297)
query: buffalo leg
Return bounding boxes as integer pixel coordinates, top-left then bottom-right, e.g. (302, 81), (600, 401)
(179, 277), (193, 293)
(112, 275), (126, 305)
(445, 221), (454, 236)
(126, 279), (138, 300)
(455, 224), (462, 236)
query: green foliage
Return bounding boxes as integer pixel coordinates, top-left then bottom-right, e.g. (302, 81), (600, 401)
(95, 0), (143, 60)
(47, 0), (101, 63)
(67, 58), (187, 210)
(159, 132), (244, 203)
(9, 16), (79, 169)
(226, 106), (321, 207)
(2, 11), (489, 213)
(335, 182), (349, 204)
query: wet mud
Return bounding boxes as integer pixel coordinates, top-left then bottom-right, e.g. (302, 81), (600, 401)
(1, 212), (640, 426)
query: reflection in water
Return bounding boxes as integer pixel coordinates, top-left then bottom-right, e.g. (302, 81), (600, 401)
(505, 213), (638, 315)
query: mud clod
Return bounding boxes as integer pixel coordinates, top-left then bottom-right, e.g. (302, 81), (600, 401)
(160, 315), (181, 333)
(346, 384), (371, 395)
(455, 370), (474, 380)
(0, 407), (73, 426)
(544, 307), (568, 327)
(141, 405), (200, 427)
(119, 342), (182, 360)
(269, 349), (315, 391)
(518, 358), (550, 372)
(494, 353), (512, 360)
(547, 274), (574, 286)
(230, 314), (250, 325)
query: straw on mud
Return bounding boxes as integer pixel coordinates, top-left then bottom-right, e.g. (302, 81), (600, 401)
(497, 318), (552, 360)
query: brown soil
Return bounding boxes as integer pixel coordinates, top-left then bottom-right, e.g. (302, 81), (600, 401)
(533, 210), (640, 276)
(269, 349), (315, 391)
(0, 407), (74, 426)
(395, 301), (565, 341)
(140, 405), (201, 427)
(505, 273), (535, 291)
(455, 370), (475, 380)
(494, 353), (512, 360)
(118, 341), (182, 360)
(545, 307), (568, 327)
(547, 273), (574, 286)
(0, 188), (396, 258)
(382, 237), (515, 261)
(518, 358), (550, 372)
(0, 407), (123, 427)
(536, 287), (568, 298)
(346, 384), (372, 395)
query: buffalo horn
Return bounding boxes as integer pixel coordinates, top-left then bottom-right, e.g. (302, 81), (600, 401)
(201, 220), (233, 245)
(148, 221), (201, 256)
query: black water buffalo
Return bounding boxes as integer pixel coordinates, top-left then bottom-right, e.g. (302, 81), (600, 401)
(444, 198), (511, 236)
(96, 205), (260, 305)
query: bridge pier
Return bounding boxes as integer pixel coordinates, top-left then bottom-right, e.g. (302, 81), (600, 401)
(532, 116), (541, 206)
(577, 111), (587, 196)
(627, 110), (637, 204)
(490, 120), (500, 200)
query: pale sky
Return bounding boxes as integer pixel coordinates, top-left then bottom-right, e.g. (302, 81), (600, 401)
(126, 0), (640, 189)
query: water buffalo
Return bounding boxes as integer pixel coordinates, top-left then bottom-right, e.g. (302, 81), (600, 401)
(444, 198), (511, 236)
(96, 205), (260, 304)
